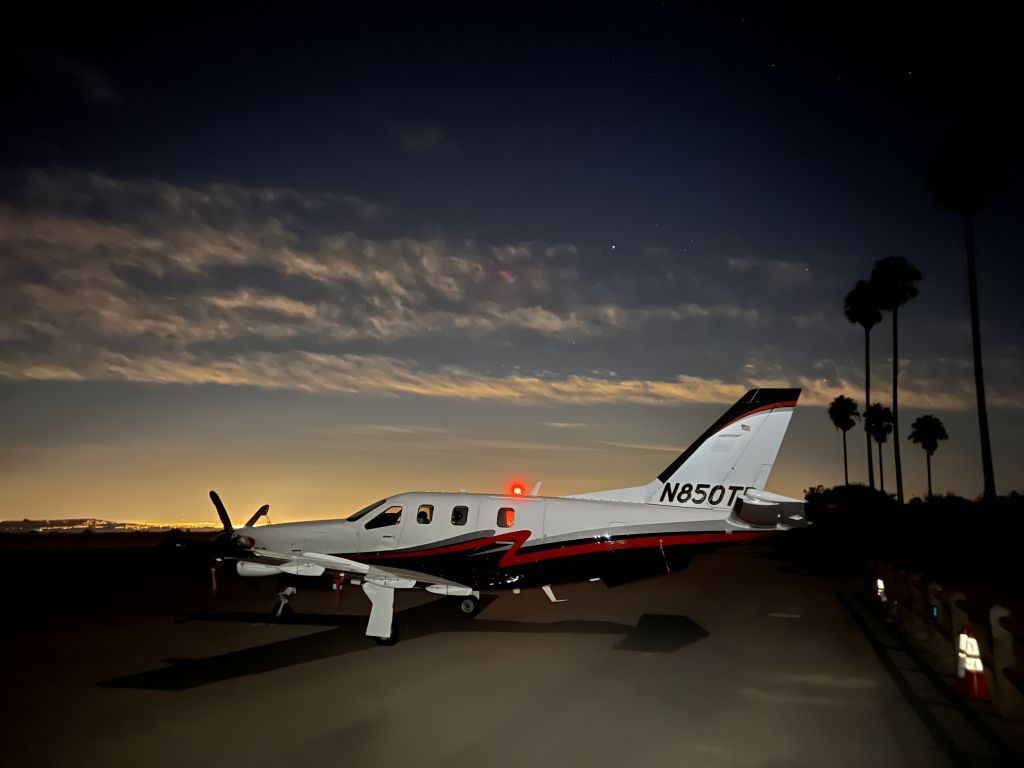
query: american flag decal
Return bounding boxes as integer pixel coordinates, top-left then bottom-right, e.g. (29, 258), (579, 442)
(741, 423), (750, 432)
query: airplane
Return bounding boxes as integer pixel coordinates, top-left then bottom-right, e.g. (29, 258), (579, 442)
(202, 387), (807, 644)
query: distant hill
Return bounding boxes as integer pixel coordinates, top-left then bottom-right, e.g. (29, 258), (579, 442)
(0, 519), (219, 534)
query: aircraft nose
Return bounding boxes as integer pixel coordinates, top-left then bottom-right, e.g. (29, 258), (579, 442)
(232, 526), (256, 549)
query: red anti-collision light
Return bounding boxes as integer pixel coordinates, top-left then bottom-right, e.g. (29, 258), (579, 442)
(508, 480), (525, 496)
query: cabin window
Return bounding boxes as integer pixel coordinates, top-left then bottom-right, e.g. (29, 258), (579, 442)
(497, 507), (515, 528)
(416, 504), (434, 524)
(452, 505), (469, 526)
(347, 498), (387, 522)
(365, 505), (403, 529)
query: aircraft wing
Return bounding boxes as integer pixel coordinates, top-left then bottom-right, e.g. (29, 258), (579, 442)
(246, 548), (474, 593)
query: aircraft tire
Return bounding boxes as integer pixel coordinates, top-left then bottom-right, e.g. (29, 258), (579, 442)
(373, 623), (400, 646)
(457, 596), (480, 618)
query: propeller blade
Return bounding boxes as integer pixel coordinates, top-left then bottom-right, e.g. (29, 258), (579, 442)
(244, 504), (270, 528)
(209, 490), (232, 533)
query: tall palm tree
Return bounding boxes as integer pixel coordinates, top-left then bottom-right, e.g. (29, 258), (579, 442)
(869, 255), (922, 506)
(908, 414), (949, 500)
(927, 142), (1005, 502)
(828, 395), (859, 485)
(865, 403), (893, 495)
(844, 281), (882, 490)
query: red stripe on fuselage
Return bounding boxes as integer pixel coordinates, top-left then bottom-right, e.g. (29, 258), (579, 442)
(348, 529), (771, 568)
(719, 401), (796, 432)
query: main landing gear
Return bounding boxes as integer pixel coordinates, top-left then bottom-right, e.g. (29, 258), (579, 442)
(457, 595), (481, 618)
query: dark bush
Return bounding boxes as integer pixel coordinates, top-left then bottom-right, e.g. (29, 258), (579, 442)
(774, 486), (1024, 590)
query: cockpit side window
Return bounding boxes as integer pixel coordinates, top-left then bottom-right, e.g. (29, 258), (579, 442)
(365, 505), (403, 529)
(347, 498), (387, 522)
(416, 504), (434, 524)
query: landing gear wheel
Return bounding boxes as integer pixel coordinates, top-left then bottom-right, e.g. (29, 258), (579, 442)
(270, 602), (294, 622)
(457, 596), (481, 618)
(373, 623), (400, 646)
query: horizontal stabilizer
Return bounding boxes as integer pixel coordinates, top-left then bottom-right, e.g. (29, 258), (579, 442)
(731, 489), (807, 528)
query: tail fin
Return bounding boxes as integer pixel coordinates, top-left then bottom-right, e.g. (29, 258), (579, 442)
(571, 388), (800, 507)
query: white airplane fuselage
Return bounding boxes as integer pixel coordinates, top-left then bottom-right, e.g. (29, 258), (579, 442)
(234, 489), (777, 590)
(226, 388), (806, 595)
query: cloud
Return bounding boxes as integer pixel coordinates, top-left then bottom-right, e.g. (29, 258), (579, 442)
(20, 51), (123, 105)
(0, 171), (765, 355)
(727, 256), (809, 274)
(2, 346), (1016, 410)
(346, 424), (449, 436)
(598, 440), (679, 453)
(465, 438), (595, 453)
(2, 169), (1019, 413)
(391, 122), (457, 156)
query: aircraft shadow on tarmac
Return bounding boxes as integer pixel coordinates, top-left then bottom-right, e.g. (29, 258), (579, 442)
(98, 597), (709, 691)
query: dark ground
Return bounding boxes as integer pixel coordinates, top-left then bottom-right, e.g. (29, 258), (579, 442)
(0, 542), (1013, 767)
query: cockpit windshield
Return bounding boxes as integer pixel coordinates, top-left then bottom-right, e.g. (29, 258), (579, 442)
(346, 498), (387, 521)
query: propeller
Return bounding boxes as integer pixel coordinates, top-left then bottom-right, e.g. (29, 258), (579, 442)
(244, 504), (270, 528)
(210, 490), (233, 534)
(162, 492), (268, 595)
(208, 490), (265, 550)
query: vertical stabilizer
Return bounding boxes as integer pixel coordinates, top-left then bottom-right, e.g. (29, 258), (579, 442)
(569, 388), (800, 507)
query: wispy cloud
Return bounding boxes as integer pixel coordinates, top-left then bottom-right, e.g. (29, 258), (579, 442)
(466, 437), (596, 453)
(727, 256), (809, 275)
(2, 170), (1019, 412)
(347, 424), (450, 436)
(20, 51), (123, 105)
(1, 347), (1014, 410)
(0, 170), (766, 353)
(598, 440), (680, 453)
(391, 122), (458, 156)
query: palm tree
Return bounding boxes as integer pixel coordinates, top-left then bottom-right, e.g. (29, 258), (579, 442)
(865, 403), (893, 495)
(844, 281), (882, 490)
(927, 142), (1005, 502)
(869, 255), (922, 506)
(908, 415), (949, 500)
(828, 395), (859, 485)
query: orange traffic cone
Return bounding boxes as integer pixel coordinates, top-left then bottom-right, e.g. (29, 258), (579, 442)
(956, 625), (990, 701)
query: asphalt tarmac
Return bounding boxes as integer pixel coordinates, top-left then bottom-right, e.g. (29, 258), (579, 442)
(0, 545), (992, 767)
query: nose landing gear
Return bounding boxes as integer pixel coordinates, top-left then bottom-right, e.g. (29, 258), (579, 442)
(271, 586), (297, 621)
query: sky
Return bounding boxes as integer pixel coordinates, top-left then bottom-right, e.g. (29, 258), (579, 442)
(1, 4), (1022, 524)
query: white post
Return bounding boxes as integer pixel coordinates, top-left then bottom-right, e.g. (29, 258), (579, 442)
(949, 591), (969, 672)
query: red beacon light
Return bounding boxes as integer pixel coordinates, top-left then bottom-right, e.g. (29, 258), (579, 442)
(509, 481), (525, 497)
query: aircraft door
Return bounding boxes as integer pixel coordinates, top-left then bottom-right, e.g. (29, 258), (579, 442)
(358, 503), (406, 554)
(489, 498), (545, 541)
(605, 521), (630, 544)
